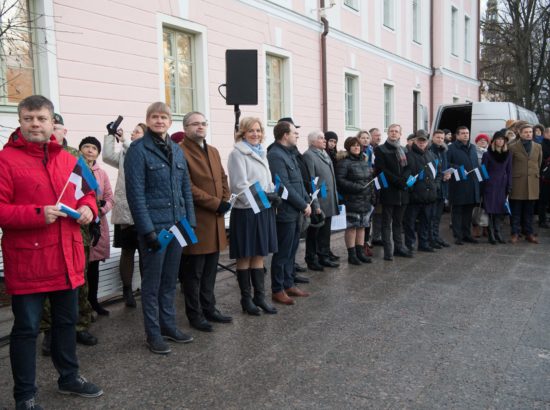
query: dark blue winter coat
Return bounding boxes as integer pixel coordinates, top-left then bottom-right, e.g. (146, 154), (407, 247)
(447, 141), (480, 205)
(124, 130), (196, 236)
(430, 142), (449, 200)
(267, 142), (309, 223)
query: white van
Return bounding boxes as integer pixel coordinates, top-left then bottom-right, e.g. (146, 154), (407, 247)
(432, 102), (539, 139)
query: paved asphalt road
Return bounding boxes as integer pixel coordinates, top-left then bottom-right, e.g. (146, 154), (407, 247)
(1, 216), (550, 409)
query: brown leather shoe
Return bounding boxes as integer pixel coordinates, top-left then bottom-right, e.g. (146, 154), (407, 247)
(525, 234), (539, 244)
(285, 287), (310, 297)
(509, 234), (519, 244)
(272, 291), (295, 305)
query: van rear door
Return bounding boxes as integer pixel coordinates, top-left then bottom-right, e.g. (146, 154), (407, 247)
(432, 103), (472, 135)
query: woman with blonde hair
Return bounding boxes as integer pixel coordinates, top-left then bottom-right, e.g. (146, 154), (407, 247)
(227, 117), (278, 315)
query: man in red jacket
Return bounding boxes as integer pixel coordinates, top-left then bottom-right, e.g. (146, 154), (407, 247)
(0, 95), (103, 410)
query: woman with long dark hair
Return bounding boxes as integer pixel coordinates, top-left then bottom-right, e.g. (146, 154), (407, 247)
(481, 131), (512, 244)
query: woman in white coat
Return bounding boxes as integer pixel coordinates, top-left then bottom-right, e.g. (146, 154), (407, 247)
(102, 123), (146, 307)
(227, 117), (278, 316)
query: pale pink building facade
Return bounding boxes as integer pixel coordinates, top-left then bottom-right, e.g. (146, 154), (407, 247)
(0, 0), (480, 176)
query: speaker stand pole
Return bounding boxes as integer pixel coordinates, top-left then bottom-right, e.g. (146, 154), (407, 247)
(215, 104), (242, 277)
(233, 104), (241, 133)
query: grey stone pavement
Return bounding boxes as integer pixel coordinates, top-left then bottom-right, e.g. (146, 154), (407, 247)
(1, 215), (550, 409)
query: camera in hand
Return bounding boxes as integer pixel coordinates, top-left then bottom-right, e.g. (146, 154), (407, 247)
(106, 115), (123, 138)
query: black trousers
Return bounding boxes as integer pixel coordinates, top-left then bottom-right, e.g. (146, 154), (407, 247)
(179, 252), (219, 322)
(305, 216), (332, 263)
(381, 204), (406, 257)
(538, 182), (550, 225)
(451, 203), (475, 240)
(510, 199), (535, 235)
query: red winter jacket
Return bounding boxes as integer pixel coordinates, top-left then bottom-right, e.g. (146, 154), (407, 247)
(0, 129), (98, 295)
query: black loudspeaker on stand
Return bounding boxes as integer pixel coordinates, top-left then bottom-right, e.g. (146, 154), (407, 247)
(217, 49), (258, 274)
(225, 49), (258, 132)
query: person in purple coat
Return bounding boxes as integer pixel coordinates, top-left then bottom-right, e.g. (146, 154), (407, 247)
(481, 131), (512, 244)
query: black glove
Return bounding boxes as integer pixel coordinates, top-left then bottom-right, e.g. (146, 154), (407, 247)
(89, 221), (101, 247)
(216, 201), (231, 215)
(106, 122), (116, 136)
(266, 192), (283, 208)
(144, 231), (161, 252)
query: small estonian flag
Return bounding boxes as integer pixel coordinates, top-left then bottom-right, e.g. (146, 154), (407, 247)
(504, 198), (511, 215)
(319, 181), (327, 199)
(406, 175), (417, 188)
(373, 172), (389, 191)
(428, 162), (437, 178)
(244, 181), (271, 214)
(274, 174), (289, 200)
(68, 156), (99, 199)
(169, 216), (198, 247)
(459, 165), (468, 180)
(480, 164), (490, 180)
(311, 176), (319, 193)
(418, 170), (425, 181)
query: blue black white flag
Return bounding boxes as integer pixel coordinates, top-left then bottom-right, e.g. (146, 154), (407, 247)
(68, 156), (99, 200)
(169, 216), (198, 247)
(244, 181), (271, 214)
(274, 174), (289, 200)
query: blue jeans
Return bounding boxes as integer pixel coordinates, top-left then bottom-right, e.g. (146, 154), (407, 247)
(10, 289), (79, 403)
(138, 236), (183, 341)
(271, 220), (301, 293)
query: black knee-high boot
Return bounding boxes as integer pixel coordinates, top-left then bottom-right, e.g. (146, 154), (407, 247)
(250, 268), (277, 314)
(87, 261), (109, 316)
(236, 269), (260, 316)
(488, 214), (496, 244)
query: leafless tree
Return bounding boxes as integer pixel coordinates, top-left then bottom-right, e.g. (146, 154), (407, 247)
(0, 0), (44, 103)
(480, 0), (550, 124)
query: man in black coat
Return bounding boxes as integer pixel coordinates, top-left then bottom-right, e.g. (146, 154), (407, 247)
(403, 130), (439, 252)
(373, 124), (412, 261)
(267, 121), (312, 305)
(446, 126), (480, 244)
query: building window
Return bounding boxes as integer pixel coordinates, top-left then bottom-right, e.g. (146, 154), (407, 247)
(464, 16), (471, 61)
(163, 27), (195, 115)
(344, 0), (359, 11)
(345, 74), (359, 129)
(383, 0), (394, 29)
(384, 84), (394, 130)
(412, 0), (421, 43)
(266, 54), (285, 123)
(0, 0), (36, 105)
(453, 97), (459, 104)
(451, 6), (458, 56)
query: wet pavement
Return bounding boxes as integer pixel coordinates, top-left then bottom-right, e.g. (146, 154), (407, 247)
(1, 216), (550, 409)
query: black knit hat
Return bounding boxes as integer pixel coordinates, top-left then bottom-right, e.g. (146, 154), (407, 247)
(79, 136), (101, 154)
(324, 131), (338, 142)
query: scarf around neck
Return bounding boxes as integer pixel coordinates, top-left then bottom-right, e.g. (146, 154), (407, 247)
(243, 140), (264, 157)
(386, 139), (407, 167)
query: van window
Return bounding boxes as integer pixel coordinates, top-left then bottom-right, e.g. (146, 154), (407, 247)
(434, 104), (472, 135)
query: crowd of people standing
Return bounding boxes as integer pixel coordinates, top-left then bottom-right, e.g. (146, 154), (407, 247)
(1, 94), (549, 409)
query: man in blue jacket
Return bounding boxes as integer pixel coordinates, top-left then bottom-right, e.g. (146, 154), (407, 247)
(267, 121), (312, 305)
(447, 126), (480, 245)
(125, 102), (196, 354)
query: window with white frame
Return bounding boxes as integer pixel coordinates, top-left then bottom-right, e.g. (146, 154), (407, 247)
(266, 54), (286, 123)
(163, 27), (195, 115)
(345, 73), (359, 129)
(344, 0), (359, 11)
(383, 0), (394, 29)
(412, 0), (421, 43)
(464, 16), (471, 61)
(453, 97), (459, 104)
(0, 0), (36, 105)
(451, 6), (458, 56)
(384, 84), (394, 130)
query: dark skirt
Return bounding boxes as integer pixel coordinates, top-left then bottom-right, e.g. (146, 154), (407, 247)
(229, 207), (278, 259)
(113, 224), (139, 249)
